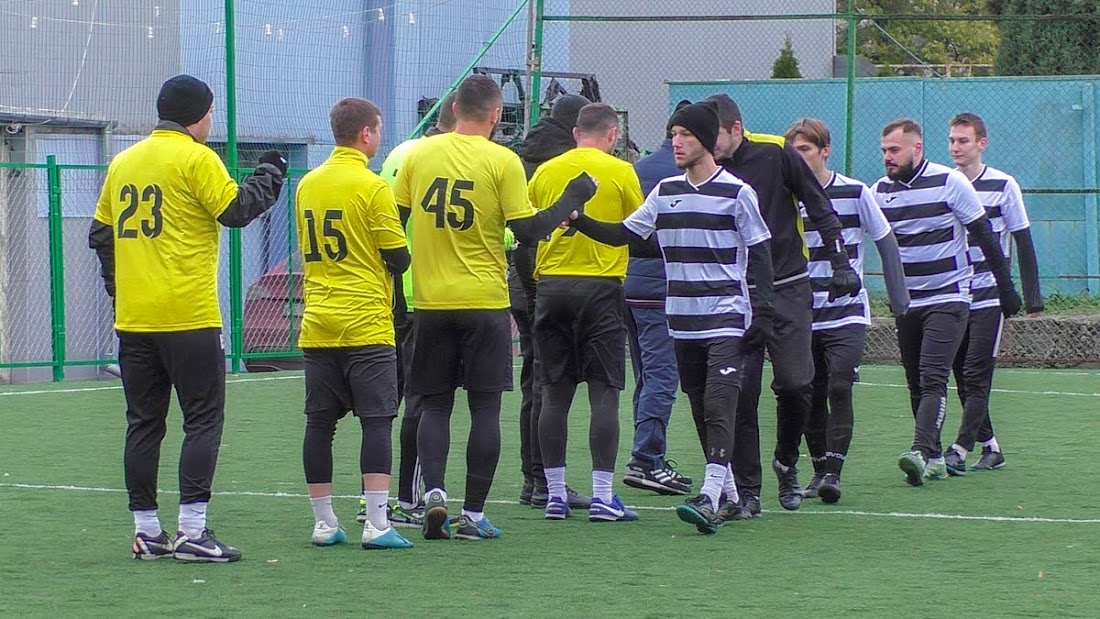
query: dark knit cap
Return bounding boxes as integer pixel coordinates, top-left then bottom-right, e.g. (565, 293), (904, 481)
(551, 94), (591, 129)
(667, 102), (720, 153)
(157, 75), (214, 126)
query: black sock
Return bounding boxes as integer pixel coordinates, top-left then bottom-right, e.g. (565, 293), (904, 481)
(463, 390), (502, 513)
(587, 380), (621, 472)
(825, 372), (855, 475)
(416, 391), (456, 493)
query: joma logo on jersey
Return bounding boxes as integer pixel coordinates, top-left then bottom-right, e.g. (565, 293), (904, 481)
(669, 199), (683, 208)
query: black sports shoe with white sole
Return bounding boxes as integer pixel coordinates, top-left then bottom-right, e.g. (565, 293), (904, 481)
(172, 530), (242, 563)
(772, 459), (803, 511)
(623, 463), (692, 495)
(133, 531), (174, 560)
(817, 473), (842, 504)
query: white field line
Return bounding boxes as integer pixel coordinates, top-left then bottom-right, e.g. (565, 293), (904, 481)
(2, 482), (1098, 524)
(856, 381), (1100, 398)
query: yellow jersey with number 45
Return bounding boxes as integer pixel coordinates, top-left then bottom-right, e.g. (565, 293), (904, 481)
(295, 147), (407, 348)
(393, 132), (534, 310)
(93, 127), (238, 332)
(529, 147), (644, 281)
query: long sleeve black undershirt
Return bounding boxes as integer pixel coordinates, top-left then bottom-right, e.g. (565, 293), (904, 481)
(568, 215), (662, 258)
(1011, 228), (1044, 313)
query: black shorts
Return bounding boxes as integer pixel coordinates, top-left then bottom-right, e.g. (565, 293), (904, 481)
(674, 336), (746, 395)
(407, 309), (514, 395)
(303, 345), (399, 419)
(533, 276), (627, 389)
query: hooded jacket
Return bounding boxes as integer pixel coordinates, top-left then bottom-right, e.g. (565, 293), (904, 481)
(519, 117), (577, 178)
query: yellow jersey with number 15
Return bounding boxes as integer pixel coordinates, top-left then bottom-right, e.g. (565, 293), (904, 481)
(393, 132), (534, 310)
(295, 146), (407, 348)
(529, 147), (644, 281)
(93, 127), (238, 332)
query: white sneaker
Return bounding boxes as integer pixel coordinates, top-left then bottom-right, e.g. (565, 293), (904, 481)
(362, 521), (413, 549)
(311, 521), (348, 546)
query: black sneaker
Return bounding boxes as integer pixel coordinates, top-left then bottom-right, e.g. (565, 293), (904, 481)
(530, 483), (549, 509)
(715, 498), (751, 523)
(622, 463), (691, 496)
(422, 489), (451, 540)
(802, 471), (826, 498)
(519, 480), (534, 505)
(566, 485), (592, 509)
(772, 459), (803, 511)
(972, 448), (1006, 471)
(817, 473), (842, 504)
(675, 494), (720, 534)
(172, 530), (242, 563)
(944, 449), (967, 476)
(663, 460), (693, 486)
(740, 493), (762, 518)
(132, 531), (174, 560)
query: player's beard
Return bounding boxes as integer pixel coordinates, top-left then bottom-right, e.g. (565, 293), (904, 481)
(886, 158), (916, 182)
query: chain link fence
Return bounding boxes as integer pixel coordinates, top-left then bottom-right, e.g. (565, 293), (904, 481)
(2, 1), (1099, 382)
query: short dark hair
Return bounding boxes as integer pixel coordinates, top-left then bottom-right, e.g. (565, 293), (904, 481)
(883, 118), (922, 139)
(703, 94), (742, 131)
(437, 92), (457, 131)
(329, 98), (381, 146)
(575, 103), (619, 135)
(950, 112), (987, 140)
(454, 74), (502, 122)
(784, 118), (831, 148)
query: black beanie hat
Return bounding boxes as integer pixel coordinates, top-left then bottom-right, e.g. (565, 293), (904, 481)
(551, 94), (591, 129)
(157, 75), (214, 126)
(667, 102), (720, 153)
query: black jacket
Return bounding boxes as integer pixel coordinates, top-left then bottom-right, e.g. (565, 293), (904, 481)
(519, 117), (577, 178)
(624, 138), (678, 306)
(717, 131), (844, 286)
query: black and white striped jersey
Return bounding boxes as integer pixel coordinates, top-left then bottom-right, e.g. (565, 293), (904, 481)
(965, 165), (1030, 310)
(623, 168), (771, 340)
(871, 159), (986, 309)
(801, 172), (892, 330)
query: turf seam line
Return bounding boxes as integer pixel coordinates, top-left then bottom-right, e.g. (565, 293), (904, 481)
(3, 483), (1098, 524)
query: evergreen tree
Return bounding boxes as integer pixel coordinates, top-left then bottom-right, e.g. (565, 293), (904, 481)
(989, 0), (1100, 75)
(772, 36), (803, 79)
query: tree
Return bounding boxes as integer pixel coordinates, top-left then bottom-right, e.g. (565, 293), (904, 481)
(989, 0), (1100, 75)
(772, 36), (803, 79)
(836, 0), (1001, 75)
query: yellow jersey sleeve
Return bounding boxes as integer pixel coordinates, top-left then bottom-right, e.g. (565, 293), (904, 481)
(501, 154), (536, 222)
(392, 149), (414, 209)
(188, 148), (238, 219)
(367, 184), (407, 251)
(620, 164), (645, 219)
(93, 175), (113, 226)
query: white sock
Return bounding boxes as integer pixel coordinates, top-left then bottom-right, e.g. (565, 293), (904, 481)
(133, 509), (162, 537)
(701, 464), (726, 510)
(178, 502), (208, 539)
(722, 465), (740, 504)
(545, 467), (567, 502)
(982, 438), (1001, 453)
(461, 509), (484, 522)
(426, 487), (447, 503)
(365, 491), (389, 531)
(398, 500), (418, 511)
(310, 496), (338, 528)
(592, 470), (614, 503)
(950, 444), (968, 459)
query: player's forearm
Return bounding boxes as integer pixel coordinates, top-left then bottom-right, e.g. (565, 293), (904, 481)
(874, 232), (910, 316)
(379, 247), (411, 275)
(217, 163), (286, 228)
(88, 220), (116, 298)
(570, 215), (660, 257)
(747, 240), (775, 313)
(966, 216), (1016, 294)
(1012, 228), (1044, 312)
(509, 199), (579, 246)
(512, 244), (538, 316)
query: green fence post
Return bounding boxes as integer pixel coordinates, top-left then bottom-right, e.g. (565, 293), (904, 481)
(844, 0), (857, 176)
(529, 0), (545, 126)
(46, 156), (66, 382)
(225, 0), (243, 374)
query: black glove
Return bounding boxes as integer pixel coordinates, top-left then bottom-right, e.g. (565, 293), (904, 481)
(258, 150), (289, 176)
(828, 264), (862, 302)
(559, 172), (597, 217)
(999, 287), (1023, 318)
(742, 306), (774, 351)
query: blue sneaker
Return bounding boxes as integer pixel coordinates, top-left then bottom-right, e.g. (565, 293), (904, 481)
(311, 521), (348, 546)
(362, 522), (413, 549)
(422, 489), (450, 540)
(452, 515), (502, 540)
(589, 496), (639, 522)
(544, 496), (571, 520)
